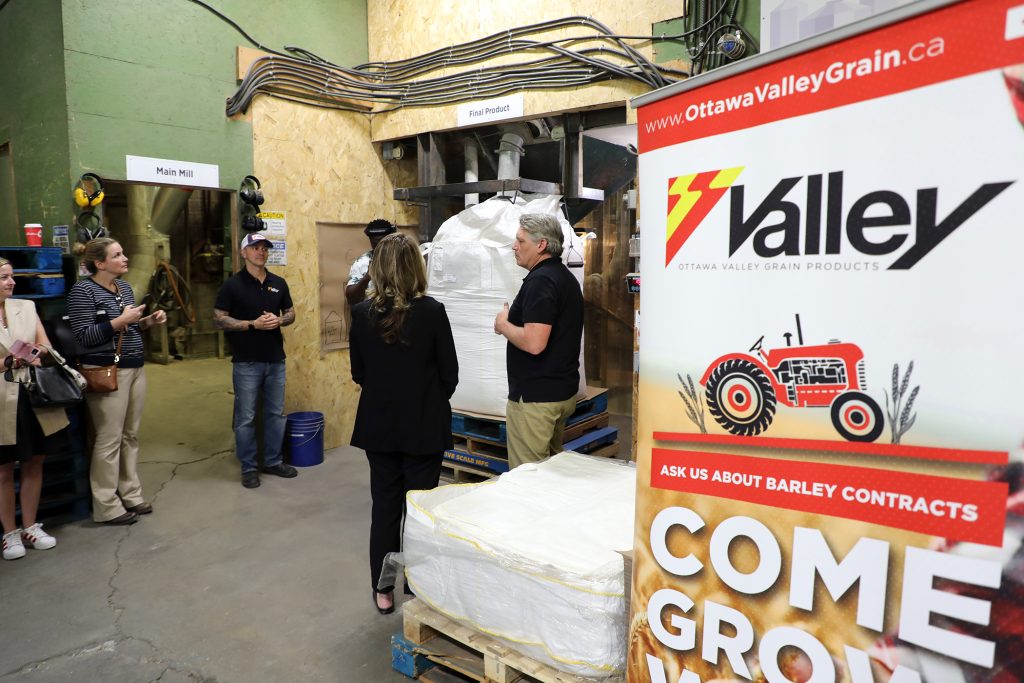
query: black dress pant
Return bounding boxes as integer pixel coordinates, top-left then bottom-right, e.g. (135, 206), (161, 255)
(366, 450), (443, 592)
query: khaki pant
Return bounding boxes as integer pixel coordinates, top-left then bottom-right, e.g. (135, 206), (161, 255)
(85, 366), (147, 522)
(505, 396), (576, 470)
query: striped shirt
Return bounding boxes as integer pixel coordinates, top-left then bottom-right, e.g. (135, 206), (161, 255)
(67, 278), (145, 368)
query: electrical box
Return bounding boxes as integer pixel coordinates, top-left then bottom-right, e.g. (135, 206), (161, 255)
(625, 272), (640, 294)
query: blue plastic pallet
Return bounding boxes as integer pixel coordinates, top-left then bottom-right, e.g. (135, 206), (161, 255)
(13, 273), (64, 296)
(445, 428), (617, 478)
(391, 633), (435, 679)
(564, 426), (618, 454)
(450, 413), (506, 443)
(0, 246), (63, 271)
(451, 392), (608, 444)
(443, 448), (510, 475)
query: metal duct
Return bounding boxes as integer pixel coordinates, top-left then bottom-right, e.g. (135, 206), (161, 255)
(122, 185), (193, 301)
(566, 135), (637, 225)
(464, 138), (479, 207)
(514, 135), (638, 225)
(496, 133), (524, 197)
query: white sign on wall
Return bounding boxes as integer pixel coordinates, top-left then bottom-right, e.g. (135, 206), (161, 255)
(456, 93), (524, 127)
(125, 155), (220, 188)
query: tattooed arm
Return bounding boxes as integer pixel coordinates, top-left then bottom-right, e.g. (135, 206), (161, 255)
(213, 308), (253, 331)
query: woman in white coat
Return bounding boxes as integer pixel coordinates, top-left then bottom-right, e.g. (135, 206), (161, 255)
(0, 257), (69, 560)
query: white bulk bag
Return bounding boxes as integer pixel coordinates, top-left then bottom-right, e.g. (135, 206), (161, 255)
(404, 453), (636, 678)
(426, 194), (586, 417)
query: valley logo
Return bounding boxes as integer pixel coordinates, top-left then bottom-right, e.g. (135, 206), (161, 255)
(665, 169), (1013, 269)
(665, 168), (743, 266)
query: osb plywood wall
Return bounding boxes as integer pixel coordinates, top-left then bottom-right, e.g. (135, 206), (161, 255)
(252, 97), (418, 448)
(251, 2), (678, 447)
(366, 1), (682, 141)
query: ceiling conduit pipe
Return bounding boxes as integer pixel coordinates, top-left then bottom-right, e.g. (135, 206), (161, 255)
(496, 132), (524, 197)
(464, 138), (480, 207)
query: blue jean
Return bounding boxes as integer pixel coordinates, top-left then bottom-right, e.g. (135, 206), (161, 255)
(232, 362), (286, 473)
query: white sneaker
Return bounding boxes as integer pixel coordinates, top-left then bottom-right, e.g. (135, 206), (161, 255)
(2, 529), (25, 560)
(22, 523), (56, 550)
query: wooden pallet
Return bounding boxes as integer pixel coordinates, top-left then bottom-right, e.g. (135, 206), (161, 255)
(401, 599), (622, 683)
(440, 461), (494, 484)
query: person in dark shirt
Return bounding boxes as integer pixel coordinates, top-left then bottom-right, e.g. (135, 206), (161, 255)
(345, 219), (397, 305)
(213, 233), (298, 489)
(349, 232), (458, 614)
(493, 213), (583, 469)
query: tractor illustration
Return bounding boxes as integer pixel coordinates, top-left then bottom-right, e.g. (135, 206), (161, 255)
(699, 315), (884, 442)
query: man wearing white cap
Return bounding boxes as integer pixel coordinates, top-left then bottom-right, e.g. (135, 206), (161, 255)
(214, 233), (298, 488)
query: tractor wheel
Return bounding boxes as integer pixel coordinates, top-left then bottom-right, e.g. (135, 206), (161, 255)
(830, 392), (884, 442)
(705, 359), (776, 436)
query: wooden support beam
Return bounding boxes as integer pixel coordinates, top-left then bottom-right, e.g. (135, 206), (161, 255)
(416, 133), (448, 240)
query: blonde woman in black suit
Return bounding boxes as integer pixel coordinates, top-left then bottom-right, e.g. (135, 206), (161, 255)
(349, 232), (458, 615)
(0, 257), (69, 560)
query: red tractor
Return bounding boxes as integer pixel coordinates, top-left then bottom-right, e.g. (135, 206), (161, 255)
(699, 315), (884, 442)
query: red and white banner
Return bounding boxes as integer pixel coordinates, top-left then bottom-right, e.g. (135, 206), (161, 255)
(631, 1), (1024, 681)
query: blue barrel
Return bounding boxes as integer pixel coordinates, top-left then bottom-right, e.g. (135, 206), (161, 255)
(286, 411), (325, 467)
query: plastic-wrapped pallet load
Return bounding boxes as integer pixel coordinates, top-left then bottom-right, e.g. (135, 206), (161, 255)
(403, 453), (635, 678)
(426, 194), (586, 417)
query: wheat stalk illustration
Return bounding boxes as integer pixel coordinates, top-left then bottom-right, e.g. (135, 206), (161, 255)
(677, 373), (708, 434)
(884, 361), (919, 445)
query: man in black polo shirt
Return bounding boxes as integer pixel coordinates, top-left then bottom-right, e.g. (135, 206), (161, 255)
(493, 213), (584, 468)
(214, 233), (298, 488)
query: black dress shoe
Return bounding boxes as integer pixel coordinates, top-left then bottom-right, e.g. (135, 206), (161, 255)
(260, 463), (298, 478)
(101, 512), (138, 525)
(127, 502), (153, 515)
(242, 471), (261, 488)
(373, 590), (395, 615)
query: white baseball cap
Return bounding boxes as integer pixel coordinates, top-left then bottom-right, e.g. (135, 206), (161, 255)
(240, 233), (273, 250)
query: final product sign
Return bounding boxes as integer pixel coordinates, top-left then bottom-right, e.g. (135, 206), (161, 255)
(632, 1), (1024, 681)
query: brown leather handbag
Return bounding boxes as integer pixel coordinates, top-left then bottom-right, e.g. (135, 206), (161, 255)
(78, 332), (123, 393)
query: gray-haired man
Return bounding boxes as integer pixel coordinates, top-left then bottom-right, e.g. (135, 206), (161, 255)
(493, 213), (583, 468)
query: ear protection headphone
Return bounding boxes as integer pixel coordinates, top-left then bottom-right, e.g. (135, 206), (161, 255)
(75, 211), (108, 242)
(239, 175), (265, 232)
(242, 212), (265, 233)
(74, 173), (105, 208)
(239, 175), (264, 207)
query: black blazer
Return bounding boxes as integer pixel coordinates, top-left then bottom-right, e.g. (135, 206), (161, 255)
(350, 296), (459, 455)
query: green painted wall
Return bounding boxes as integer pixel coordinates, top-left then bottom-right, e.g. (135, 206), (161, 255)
(0, 0), (70, 244)
(0, 0), (367, 243)
(652, 0), (762, 67)
(61, 0), (368, 191)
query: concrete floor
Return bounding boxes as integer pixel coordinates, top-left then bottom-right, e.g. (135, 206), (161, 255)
(0, 358), (413, 683)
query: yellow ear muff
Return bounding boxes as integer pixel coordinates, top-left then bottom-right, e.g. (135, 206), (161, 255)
(74, 186), (90, 208)
(75, 173), (105, 208)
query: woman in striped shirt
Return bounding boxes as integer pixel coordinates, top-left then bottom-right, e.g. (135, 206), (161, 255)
(68, 238), (167, 525)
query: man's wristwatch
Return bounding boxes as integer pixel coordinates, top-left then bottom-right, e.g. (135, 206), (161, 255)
(248, 322), (256, 331)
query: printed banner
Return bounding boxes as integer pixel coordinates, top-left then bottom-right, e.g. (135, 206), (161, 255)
(631, 1), (1024, 681)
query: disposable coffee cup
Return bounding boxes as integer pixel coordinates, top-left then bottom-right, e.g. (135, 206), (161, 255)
(24, 223), (43, 246)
